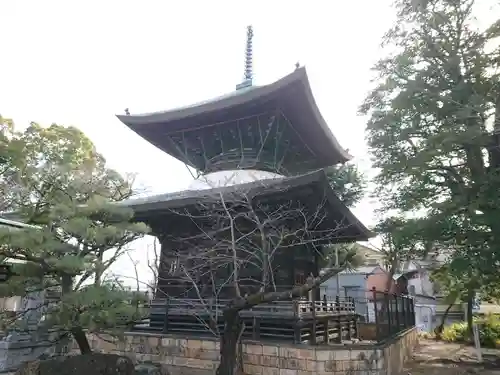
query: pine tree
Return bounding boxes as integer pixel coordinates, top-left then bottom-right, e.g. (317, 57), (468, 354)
(0, 119), (149, 353)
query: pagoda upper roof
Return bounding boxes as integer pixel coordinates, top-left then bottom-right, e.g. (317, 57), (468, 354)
(117, 67), (351, 173)
(120, 170), (372, 244)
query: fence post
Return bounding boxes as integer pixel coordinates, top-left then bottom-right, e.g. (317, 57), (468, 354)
(163, 297), (170, 333)
(336, 295), (340, 312)
(404, 297), (410, 327)
(401, 295), (407, 328)
(384, 290), (391, 335)
(311, 301), (317, 345)
(293, 300), (301, 344)
(410, 297), (415, 326)
(372, 287), (380, 340)
(394, 294), (400, 331)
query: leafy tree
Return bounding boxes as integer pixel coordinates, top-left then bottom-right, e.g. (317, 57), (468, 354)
(374, 217), (424, 287)
(0, 117), (149, 353)
(1, 121), (136, 221)
(325, 163), (366, 207)
(320, 243), (366, 270)
(430, 264), (463, 336)
(361, 0), (500, 333)
(322, 162), (367, 288)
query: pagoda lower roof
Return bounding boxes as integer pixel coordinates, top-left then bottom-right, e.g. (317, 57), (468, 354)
(116, 67), (351, 174)
(120, 170), (372, 243)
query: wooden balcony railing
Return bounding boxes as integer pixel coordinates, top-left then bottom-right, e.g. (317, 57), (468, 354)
(150, 297), (356, 318)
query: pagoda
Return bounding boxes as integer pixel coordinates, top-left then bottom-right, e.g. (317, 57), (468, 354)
(118, 27), (372, 343)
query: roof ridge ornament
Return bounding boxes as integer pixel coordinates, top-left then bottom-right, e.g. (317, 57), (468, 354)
(236, 25), (254, 91)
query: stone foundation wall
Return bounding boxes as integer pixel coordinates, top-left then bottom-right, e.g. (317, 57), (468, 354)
(78, 328), (418, 375)
(384, 328), (419, 375)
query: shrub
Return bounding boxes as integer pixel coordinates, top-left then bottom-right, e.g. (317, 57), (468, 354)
(440, 314), (500, 348)
(478, 314), (500, 348)
(441, 321), (468, 342)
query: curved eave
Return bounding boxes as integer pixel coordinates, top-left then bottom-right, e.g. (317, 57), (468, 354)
(116, 67), (352, 163)
(121, 170), (372, 241)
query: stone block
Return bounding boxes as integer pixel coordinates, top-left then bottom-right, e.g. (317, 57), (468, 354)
(132, 335), (144, 345)
(333, 350), (350, 361)
(262, 345), (278, 356)
(278, 347), (300, 359)
(185, 358), (215, 370)
(279, 369), (298, 375)
(262, 366), (280, 375)
(279, 358), (306, 371)
(314, 350), (332, 361)
(305, 359), (317, 372)
(260, 355), (279, 367)
(177, 339), (187, 348)
(160, 338), (175, 347)
(161, 356), (173, 365)
(184, 347), (202, 359)
(200, 340), (216, 351)
(243, 353), (261, 365)
(246, 344), (263, 355)
(186, 339), (203, 349)
(172, 356), (189, 367)
(297, 349), (314, 360)
(323, 360), (342, 372)
(197, 349), (220, 361)
(160, 345), (180, 357)
(244, 363), (263, 375)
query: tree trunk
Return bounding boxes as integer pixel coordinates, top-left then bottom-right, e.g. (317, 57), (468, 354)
(216, 309), (243, 375)
(72, 326), (92, 354)
(466, 290), (474, 338)
(434, 301), (455, 338)
(61, 274), (92, 355)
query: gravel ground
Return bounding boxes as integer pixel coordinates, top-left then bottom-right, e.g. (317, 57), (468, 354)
(405, 340), (500, 374)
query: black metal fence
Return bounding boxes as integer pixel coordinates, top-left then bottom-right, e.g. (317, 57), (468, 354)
(368, 287), (415, 340)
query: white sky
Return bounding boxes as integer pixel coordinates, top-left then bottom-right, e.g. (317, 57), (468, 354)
(1, 0), (396, 287)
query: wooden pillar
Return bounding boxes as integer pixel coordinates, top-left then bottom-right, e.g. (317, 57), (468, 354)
(324, 319), (330, 344)
(336, 319), (343, 343)
(312, 245), (321, 301)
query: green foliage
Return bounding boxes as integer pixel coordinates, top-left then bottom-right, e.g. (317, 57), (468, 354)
(0, 116), (149, 351)
(441, 321), (468, 343)
(430, 264), (463, 303)
(362, 0), (500, 306)
(1, 120), (135, 222)
(373, 216), (423, 274)
(48, 283), (148, 334)
(441, 315), (500, 348)
(320, 243), (366, 270)
(325, 163), (366, 207)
